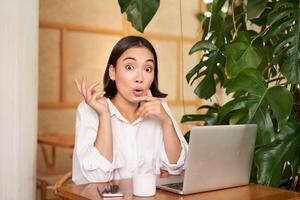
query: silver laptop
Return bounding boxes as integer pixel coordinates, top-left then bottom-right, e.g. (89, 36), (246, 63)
(156, 124), (257, 195)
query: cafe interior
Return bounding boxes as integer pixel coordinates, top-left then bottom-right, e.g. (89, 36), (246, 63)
(1, 0), (300, 200)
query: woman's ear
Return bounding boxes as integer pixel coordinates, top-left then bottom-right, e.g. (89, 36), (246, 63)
(108, 65), (116, 81)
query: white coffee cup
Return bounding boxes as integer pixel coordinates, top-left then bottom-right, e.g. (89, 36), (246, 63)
(132, 173), (156, 197)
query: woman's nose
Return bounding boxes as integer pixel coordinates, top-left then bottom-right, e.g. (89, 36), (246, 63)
(135, 70), (144, 83)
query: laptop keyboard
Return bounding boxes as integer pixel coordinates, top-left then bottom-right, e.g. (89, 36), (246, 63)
(162, 182), (183, 191)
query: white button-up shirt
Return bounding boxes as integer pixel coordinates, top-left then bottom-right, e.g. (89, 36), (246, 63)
(72, 98), (188, 184)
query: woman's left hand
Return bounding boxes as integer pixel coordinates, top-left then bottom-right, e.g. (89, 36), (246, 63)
(134, 91), (170, 124)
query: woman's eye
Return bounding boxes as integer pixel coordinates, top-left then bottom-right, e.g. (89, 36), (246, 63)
(145, 66), (153, 73)
(125, 65), (134, 70)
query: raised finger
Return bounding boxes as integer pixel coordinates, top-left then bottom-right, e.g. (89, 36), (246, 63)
(91, 91), (105, 102)
(88, 81), (100, 92)
(74, 79), (83, 95)
(95, 91), (106, 100)
(91, 86), (99, 94)
(81, 76), (87, 98)
(87, 81), (100, 99)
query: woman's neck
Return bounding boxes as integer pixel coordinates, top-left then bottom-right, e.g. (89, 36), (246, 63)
(111, 93), (139, 123)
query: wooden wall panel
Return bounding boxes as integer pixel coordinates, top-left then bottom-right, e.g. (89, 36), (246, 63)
(144, 0), (182, 36)
(144, 0), (199, 38)
(38, 109), (76, 134)
(39, 0), (123, 30)
(39, 28), (60, 102)
(65, 32), (121, 101)
(151, 39), (178, 101)
(181, 0), (202, 37)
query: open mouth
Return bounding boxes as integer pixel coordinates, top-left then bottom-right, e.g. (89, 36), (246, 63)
(133, 89), (144, 97)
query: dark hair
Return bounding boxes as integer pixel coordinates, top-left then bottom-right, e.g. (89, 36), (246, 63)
(103, 36), (167, 98)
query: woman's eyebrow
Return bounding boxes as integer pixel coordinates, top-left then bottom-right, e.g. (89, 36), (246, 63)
(122, 57), (155, 64)
(145, 59), (155, 64)
(123, 57), (136, 61)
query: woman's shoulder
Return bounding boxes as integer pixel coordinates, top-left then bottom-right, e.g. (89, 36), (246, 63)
(159, 98), (169, 108)
(77, 101), (98, 120)
(77, 100), (90, 112)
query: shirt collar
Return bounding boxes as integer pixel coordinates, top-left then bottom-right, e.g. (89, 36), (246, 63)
(105, 97), (142, 125)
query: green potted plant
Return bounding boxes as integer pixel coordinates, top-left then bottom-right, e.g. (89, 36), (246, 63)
(118, 0), (300, 188)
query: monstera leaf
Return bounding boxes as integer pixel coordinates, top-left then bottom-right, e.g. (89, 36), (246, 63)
(221, 68), (293, 145)
(225, 32), (263, 78)
(225, 68), (267, 96)
(186, 50), (224, 99)
(255, 118), (300, 186)
(181, 114), (218, 125)
(246, 0), (268, 19)
(186, 3), (236, 100)
(263, 0), (300, 83)
(118, 0), (159, 32)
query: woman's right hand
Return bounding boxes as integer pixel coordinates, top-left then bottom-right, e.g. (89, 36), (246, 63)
(75, 77), (109, 116)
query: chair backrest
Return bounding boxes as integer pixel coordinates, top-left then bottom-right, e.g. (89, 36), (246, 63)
(54, 171), (73, 195)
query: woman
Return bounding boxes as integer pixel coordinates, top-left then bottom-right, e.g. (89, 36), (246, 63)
(72, 36), (188, 184)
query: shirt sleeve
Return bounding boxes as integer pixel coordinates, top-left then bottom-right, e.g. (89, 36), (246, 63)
(72, 101), (122, 184)
(159, 100), (188, 175)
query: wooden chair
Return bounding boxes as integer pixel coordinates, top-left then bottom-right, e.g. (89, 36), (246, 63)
(37, 133), (74, 200)
(37, 174), (65, 200)
(54, 171), (73, 199)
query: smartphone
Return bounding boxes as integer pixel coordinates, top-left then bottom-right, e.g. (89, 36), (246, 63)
(97, 184), (124, 198)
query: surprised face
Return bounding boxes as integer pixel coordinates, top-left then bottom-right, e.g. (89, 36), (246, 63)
(109, 47), (155, 104)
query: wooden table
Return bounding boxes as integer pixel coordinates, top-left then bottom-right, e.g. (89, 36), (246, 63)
(38, 133), (75, 175)
(56, 179), (300, 200)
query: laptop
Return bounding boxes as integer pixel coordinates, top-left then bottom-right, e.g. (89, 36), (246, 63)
(156, 124), (257, 195)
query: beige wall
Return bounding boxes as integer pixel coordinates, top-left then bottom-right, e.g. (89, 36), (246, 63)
(38, 0), (204, 175)
(1, 0), (38, 199)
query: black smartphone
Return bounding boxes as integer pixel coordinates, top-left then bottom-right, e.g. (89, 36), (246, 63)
(97, 184), (124, 197)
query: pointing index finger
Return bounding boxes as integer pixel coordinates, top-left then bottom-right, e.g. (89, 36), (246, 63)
(133, 95), (153, 102)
